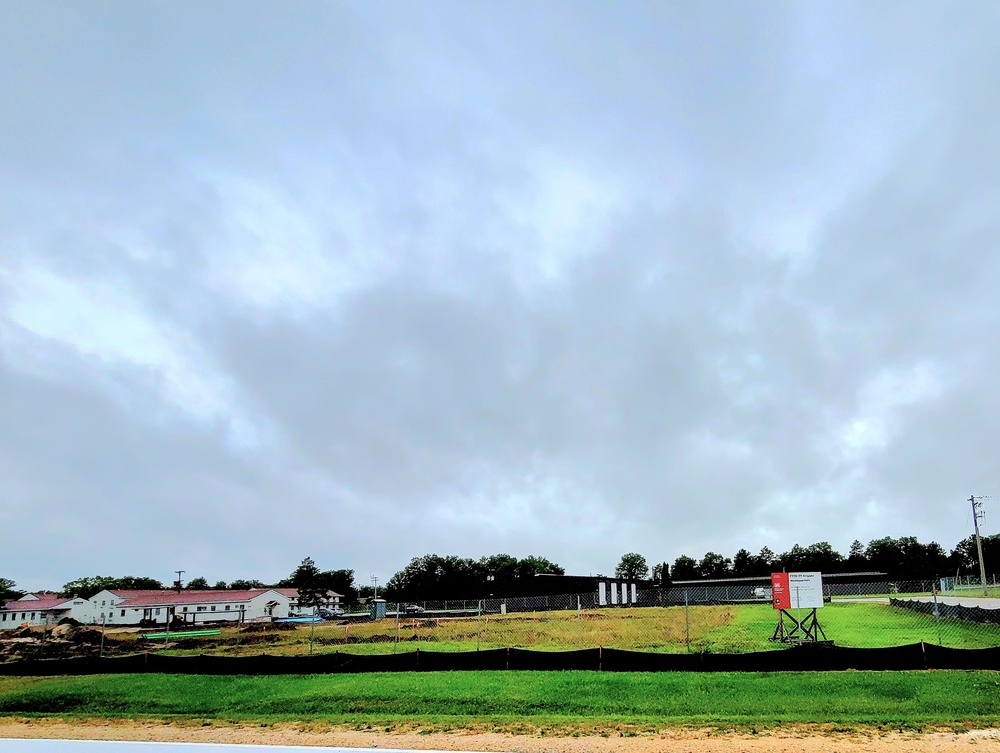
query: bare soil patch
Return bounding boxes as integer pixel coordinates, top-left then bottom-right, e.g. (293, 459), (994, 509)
(2, 718), (999, 752)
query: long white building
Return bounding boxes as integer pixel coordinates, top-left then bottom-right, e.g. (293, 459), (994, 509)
(1, 587), (343, 629)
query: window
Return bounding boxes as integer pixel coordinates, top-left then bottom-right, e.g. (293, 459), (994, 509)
(210, 605), (216, 611)
(2, 614), (6, 621)
(102, 601), (106, 606)
(224, 605), (230, 611)
(155, 608), (161, 615)
(197, 606), (206, 612)
(183, 607), (188, 612)
(121, 610), (125, 617)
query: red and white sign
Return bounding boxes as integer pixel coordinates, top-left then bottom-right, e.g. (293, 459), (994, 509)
(771, 572), (824, 610)
(771, 572), (790, 610)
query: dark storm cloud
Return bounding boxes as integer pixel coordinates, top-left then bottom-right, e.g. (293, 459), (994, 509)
(2, 1), (1000, 589)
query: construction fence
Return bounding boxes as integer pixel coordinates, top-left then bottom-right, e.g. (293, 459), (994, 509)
(3, 581), (1000, 670)
(4, 642), (1000, 675)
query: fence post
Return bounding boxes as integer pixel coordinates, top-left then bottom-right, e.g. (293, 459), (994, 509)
(932, 583), (942, 646)
(577, 595), (582, 648)
(477, 600), (482, 651)
(684, 590), (690, 652)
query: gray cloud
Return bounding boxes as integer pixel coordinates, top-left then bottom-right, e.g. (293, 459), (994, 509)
(3, 2), (1000, 589)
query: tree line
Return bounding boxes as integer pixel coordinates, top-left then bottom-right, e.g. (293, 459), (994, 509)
(651, 535), (1000, 585)
(3, 533), (997, 609)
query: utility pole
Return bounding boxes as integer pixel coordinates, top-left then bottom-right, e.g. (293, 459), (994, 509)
(371, 574), (379, 599)
(970, 495), (989, 597)
(174, 570), (185, 593)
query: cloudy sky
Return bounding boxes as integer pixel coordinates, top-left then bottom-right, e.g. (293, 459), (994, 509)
(3, 1), (1000, 591)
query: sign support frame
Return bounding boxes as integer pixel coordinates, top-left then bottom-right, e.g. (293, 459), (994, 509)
(770, 608), (827, 644)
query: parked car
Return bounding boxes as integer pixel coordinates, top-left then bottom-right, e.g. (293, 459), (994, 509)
(401, 604), (425, 614)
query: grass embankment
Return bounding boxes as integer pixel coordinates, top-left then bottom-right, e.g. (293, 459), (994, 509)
(2, 672), (1000, 732)
(108, 603), (1000, 657)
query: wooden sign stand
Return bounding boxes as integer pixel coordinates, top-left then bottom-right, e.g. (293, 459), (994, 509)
(771, 608), (827, 644)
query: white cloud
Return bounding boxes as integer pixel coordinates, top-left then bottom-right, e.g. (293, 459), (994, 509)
(0, 262), (270, 451)
(836, 362), (945, 461)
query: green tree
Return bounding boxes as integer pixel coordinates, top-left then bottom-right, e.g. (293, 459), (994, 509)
(519, 555), (565, 576)
(949, 534), (1000, 577)
(320, 569), (358, 604)
(59, 576), (163, 599)
(866, 536), (949, 579)
(732, 548), (754, 577)
(753, 546), (776, 575)
(289, 556), (330, 611)
(615, 552), (649, 580)
(213, 581), (228, 589)
(384, 553), (565, 601)
(651, 562), (671, 586)
(480, 553), (520, 595)
(774, 542), (847, 573)
(186, 577), (210, 590)
(383, 554), (482, 602)
(698, 551), (732, 579)
(776, 544), (808, 571)
(0, 578), (24, 610)
(670, 555), (700, 581)
(229, 579), (267, 590)
(847, 539), (867, 570)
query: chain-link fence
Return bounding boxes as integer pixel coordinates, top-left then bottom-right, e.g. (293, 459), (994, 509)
(4, 581), (1000, 665)
(285, 580), (1000, 656)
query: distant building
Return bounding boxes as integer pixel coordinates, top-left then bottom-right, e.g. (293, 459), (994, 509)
(0, 594), (88, 629)
(1, 586), (342, 629)
(520, 573), (651, 605)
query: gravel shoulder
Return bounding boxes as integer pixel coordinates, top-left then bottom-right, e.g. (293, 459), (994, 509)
(2, 719), (1000, 752)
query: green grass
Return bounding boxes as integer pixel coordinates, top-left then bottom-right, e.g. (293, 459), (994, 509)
(2, 671), (1000, 731)
(88, 602), (1000, 657)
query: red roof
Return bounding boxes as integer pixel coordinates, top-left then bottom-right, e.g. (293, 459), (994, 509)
(109, 588), (342, 607)
(2, 596), (74, 612)
(109, 589), (282, 607)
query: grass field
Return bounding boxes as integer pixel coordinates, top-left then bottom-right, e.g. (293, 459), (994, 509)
(102, 602), (1000, 657)
(2, 671), (1000, 732)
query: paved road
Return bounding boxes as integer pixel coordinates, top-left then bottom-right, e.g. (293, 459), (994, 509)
(902, 594), (1000, 609)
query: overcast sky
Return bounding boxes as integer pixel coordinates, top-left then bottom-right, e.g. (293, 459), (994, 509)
(3, 2), (1000, 592)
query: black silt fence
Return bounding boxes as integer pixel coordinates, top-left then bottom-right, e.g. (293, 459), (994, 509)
(2, 642), (999, 674)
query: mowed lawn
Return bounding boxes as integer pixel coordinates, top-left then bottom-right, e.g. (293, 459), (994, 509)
(2, 671), (1000, 731)
(115, 602), (1000, 656)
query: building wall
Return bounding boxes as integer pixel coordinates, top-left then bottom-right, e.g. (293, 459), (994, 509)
(1, 597), (90, 630)
(2, 590), (294, 628)
(0, 607), (64, 629)
(98, 591), (291, 626)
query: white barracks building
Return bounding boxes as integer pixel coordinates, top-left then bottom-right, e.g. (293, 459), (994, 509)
(1, 588), (342, 630)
